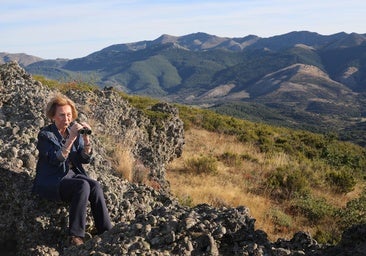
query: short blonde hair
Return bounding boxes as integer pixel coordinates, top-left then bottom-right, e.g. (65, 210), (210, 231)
(46, 94), (78, 120)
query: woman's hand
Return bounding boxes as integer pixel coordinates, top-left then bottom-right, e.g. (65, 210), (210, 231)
(69, 122), (83, 139)
(61, 122), (83, 157)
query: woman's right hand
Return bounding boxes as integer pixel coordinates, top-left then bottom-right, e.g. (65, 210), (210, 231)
(69, 122), (83, 139)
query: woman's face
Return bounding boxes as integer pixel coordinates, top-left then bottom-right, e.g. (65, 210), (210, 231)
(53, 105), (73, 132)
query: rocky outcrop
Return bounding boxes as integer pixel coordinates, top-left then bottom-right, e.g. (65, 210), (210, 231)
(0, 61), (184, 255)
(0, 62), (364, 255)
(0, 61), (185, 189)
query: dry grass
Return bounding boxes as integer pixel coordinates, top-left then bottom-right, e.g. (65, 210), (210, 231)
(166, 127), (363, 241)
(312, 183), (364, 209)
(113, 145), (135, 181)
(167, 128), (287, 239)
(93, 122), (142, 183)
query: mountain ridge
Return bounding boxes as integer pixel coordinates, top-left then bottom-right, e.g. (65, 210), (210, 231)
(2, 30), (366, 145)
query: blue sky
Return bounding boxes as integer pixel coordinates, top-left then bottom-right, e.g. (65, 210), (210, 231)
(1, 0), (365, 59)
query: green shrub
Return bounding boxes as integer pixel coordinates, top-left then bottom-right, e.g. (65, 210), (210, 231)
(122, 93), (159, 110)
(321, 143), (366, 171)
(237, 129), (258, 143)
(269, 207), (293, 231)
(184, 156), (218, 175)
(266, 167), (309, 200)
(291, 194), (335, 224)
(314, 227), (340, 245)
(219, 151), (241, 167)
(336, 187), (366, 229)
(178, 195), (194, 207)
(326, 169), (356, 193)
(256, 128), (275, 153)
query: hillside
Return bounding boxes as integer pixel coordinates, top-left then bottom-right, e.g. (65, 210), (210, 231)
(167, 127), (366, 241)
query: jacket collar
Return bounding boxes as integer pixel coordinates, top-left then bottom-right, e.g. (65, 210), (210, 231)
(49, 123), (70, 143)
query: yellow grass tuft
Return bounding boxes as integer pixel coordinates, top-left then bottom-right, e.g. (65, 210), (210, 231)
(114, 145), (135, 181)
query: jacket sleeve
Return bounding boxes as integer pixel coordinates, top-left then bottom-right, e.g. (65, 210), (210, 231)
(37, 131), (64, 167)
(69, 135), (93, 166)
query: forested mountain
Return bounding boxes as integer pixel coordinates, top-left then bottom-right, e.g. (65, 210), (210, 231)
(2, 31), (366, 145)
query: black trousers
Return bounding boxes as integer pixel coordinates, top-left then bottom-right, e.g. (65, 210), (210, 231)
(59, 173), (112, 237)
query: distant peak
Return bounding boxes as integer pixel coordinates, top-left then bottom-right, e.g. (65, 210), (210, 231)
(154, 34), (178, 44)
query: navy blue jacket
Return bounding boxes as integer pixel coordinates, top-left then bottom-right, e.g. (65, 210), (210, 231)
(32, 123), (92, 201)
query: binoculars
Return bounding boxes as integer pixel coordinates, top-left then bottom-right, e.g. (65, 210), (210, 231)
(70, 121), (92, 135)
(78, 128), (92, 135)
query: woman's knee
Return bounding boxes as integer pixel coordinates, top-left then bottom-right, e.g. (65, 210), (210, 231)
(89, 180), (106, 198)
(89, 179), (102, 190)
(77, 179), (91, 194)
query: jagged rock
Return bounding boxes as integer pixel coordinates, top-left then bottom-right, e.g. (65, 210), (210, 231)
(0, 61), (184, 255)
(0, 62), (364, 255)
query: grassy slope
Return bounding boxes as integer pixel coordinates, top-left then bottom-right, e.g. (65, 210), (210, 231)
(166, 104), (366, 244)
(166, 128), (365, 242)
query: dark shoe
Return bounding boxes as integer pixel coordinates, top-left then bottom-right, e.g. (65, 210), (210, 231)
(69, 236), (84, 246)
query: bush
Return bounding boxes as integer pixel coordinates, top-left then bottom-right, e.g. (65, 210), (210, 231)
(257, 128), (275, 153)
(321, 143), (366, 171)
(269, 207), (293, 232)
(266, 167), (309, 200)
(326, 169), (356, 193)
(178, 194), (194, 207)
(291, 194), (335, 224)
(184, 156), (218, 175)
(336, 187), (366, 229)
(314, 227), (340, 245)
(219, 151), (241, 167)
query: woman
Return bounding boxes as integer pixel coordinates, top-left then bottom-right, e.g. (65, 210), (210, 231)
(32, 94), (112, 246)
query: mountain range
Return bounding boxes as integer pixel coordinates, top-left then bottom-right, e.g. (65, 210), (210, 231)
(2, 31), (366, 145)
